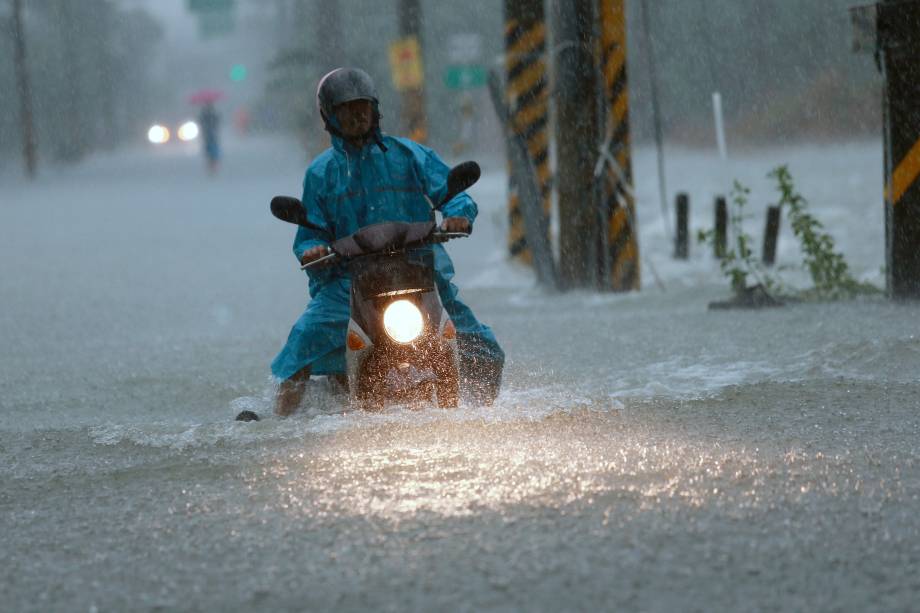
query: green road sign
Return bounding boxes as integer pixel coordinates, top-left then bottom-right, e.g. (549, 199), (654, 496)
(198, 11), (235, 38)
(444, 65), (487, 90)
(188, 0), (235, 12)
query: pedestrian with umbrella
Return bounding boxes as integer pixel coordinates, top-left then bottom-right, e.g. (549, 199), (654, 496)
(188, 89), (223, 175)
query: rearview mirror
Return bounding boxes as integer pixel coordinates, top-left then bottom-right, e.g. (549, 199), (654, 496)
(440, 161), (481, 207)
(270, 196), (325, 232)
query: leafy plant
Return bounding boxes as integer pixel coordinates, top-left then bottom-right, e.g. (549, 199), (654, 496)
(769, 165), (878, 300)
(699, 166), (879, 303)
(698, 180), (779, 298)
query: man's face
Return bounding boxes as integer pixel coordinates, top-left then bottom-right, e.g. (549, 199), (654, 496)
(334, 99), (373, 138)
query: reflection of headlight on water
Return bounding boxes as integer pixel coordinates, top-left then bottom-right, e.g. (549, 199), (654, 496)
(147, 124), (170, 144)
(178, 121), (199, 141)
(261, 413), (769, 521)
(383, 299), (423, 343)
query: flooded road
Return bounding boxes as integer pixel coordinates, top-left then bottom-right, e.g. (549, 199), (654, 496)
(2, 137), (919, 611)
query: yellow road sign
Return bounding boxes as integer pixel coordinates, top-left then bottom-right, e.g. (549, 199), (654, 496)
(389, 36), (424, 91)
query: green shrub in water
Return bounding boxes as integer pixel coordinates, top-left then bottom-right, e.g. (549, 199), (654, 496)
(768, 165), (878, 300)
(699, 166), (879, 302)
(698, 180), (780, 298)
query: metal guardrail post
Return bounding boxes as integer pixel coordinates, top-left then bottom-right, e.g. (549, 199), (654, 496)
(674, 193), (689, 260)
(762, 205), (781, 266)
(714, 196), (728, 259)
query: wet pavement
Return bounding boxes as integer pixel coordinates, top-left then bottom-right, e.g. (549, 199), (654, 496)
(2, 137), (918, 611)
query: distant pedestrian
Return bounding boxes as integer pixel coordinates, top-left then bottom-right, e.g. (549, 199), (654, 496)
(199, 102), (221, 174)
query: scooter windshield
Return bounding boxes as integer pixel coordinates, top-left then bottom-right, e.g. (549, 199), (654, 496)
(332, 221), (437, 258)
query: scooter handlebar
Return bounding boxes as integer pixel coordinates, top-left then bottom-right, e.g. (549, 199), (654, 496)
(300, 251), (339, 270)
(430, 231), (470, 243)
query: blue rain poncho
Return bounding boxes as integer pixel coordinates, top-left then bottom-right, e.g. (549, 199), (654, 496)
(271, 131), (504, 393)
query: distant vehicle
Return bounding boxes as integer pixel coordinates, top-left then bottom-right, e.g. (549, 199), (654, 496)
(146, 120), (200, 145)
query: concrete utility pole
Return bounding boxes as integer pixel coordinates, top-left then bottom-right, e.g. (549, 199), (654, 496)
(877, 0), (920, 298)
(504, 0), (551, 266)
(12, 0), (37, 178)
(597, 0), (640, 291)
(397, 0), (427, 143)
(553, 0), (601, 288)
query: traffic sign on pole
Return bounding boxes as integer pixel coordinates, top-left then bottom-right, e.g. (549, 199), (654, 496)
(188, 0), (235, 12)
(444, 65), (487, 90)
(188, 0), (235, 39)
(389, 36), (424, 91)
(197, 10), (235, 38)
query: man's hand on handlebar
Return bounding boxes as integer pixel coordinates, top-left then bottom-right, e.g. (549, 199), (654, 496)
(441, 217), (471, 233)
(300, 245), (329, 266)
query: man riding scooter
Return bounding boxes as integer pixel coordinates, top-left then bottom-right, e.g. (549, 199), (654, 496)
(261, 67), (504, 417)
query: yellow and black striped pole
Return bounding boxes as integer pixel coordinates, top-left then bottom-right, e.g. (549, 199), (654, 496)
(878, 0), (920, 298)
(505, 0), (550, 265)
(598, 0), (640, 291)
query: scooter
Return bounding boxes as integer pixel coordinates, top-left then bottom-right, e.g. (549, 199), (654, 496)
(270, 162), (481, 411)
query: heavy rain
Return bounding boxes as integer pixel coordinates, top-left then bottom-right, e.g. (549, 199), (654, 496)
(2, 0), (919, 611)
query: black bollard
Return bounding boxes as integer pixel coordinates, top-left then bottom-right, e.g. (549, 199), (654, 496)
(675, 192), (689, 259)
(714, 196), (727, 259)
(762, 205), (781, 266)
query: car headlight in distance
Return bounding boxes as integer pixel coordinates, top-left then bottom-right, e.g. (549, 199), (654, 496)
(147, 124), (170, 144)
(383, 299), (424, 344)
(178, 121), (199, 141)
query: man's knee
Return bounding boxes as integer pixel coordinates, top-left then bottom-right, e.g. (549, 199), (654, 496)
(289, 365), (311, 384)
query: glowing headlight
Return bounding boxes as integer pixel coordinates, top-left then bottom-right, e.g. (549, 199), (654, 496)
(178, 121), (199, 141)
(147, 124), (170, 144)
(383, 299), (424, 344)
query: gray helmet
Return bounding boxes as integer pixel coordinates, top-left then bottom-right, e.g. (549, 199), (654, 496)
(316, 67), (378, 122)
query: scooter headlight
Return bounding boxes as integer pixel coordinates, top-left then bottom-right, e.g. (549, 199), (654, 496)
(383, 299), (424, 344)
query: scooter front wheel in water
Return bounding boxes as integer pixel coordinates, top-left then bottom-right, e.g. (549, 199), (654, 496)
(355, 374), (384, 412)
(436, 375), (460, 408)
(356, 390), (384, 412)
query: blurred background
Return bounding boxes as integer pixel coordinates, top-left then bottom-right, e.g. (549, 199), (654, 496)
(0, 0), (881, 170)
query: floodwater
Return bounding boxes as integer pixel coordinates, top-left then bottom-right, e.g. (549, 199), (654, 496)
(2, 137), (919, 612)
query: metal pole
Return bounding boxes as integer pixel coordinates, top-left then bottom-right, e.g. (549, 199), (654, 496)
(554, 0), (601, 288)
(714, 196), (727, 258)
(762, 205), (781, 266)
(674, 193), (689, 259)
(12, 0), (37, 178)
(398, 0), (427, 143)
(639, 0), (671, 240)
